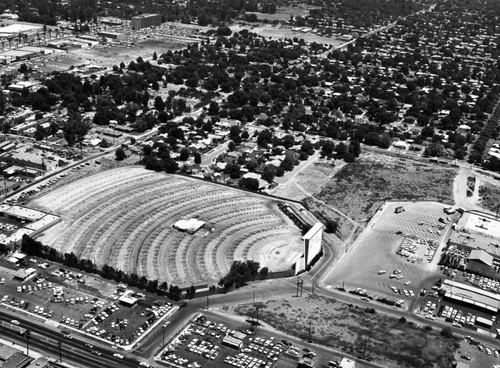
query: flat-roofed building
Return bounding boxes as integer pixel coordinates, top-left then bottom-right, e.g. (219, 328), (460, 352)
(221, 335), (242, 349)
(131, 14), (162, 30)
(2, 151), (46, 171)
(173, 218), (206, 234)
(339, 358), (356, 368)
(441, 279), (500, 314)
(0, 23), (42, 37)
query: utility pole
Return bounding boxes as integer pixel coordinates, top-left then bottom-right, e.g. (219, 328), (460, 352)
(206, 294), (209, 310)
(162, 326), (165, 346)
(25, 330), (31, 356)
(362, 337), (368, 360)
(307, 321), (312, 343)
(255, 305), (259, 327)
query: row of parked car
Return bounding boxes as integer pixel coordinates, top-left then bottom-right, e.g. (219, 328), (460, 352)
(441, 306), (477, 327)
(225, 353), (272, 368)
(465, 273), (500, 293)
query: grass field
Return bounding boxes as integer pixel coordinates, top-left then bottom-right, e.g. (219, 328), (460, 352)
(234, 294), (458, 368)
(311, 153), (456, 224)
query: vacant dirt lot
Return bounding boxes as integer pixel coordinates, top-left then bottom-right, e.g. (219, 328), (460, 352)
(233, 294), (458, 368)
(72, 38), (188, 67)
(231, 22), (343, 46)
(312, 153), (456, 224)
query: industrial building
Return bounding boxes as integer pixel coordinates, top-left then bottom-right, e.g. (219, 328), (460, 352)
(0, 23), (42, 38)
(131, 14), (162, 30)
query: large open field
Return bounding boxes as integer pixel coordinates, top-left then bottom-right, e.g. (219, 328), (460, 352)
(233, 294), (459, 368)
(28, 167), (304, 287)
(307, 153), (457, 224)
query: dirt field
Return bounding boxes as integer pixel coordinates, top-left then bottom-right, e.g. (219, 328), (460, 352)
(245, 5), (315, 21)
(231, 22), (343, 46)
(311, 153), (456, 224)
(233, 294), (458, 368)
(71, 39), (188, 67)
(28, 166), (304, 287)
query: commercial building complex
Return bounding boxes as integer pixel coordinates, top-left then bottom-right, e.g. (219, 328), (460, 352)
(447, 211), (500, 278)
(131, 14), (162, 30)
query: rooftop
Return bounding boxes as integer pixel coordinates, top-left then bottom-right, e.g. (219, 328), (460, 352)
(448, 212), (500, 258)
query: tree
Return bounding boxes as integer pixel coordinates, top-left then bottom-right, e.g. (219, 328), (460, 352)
(179, 148), (190, 161)
(261, 164), (276, 183)
(19, 63), (28, 74)
(115, 147), (126, 161)
(440, 327), (454, 338)
(259, 267), (269, 280)
(208, 101), (219, 115)
(154, 96), (165, 111)
(62, 112), (89, 147)
(216, 26), (232, 36)
(34, 124), (46, 141)
(349, 140), (361, 157)
(239, 177), (259, 190)
(194, 152), (201, 164)
(224, 163), (241, 179)
(0, 90), (5, 115)
(321, 139), (335, 157)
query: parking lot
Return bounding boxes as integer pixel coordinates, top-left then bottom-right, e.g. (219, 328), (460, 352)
(157, 312), (327, 368)
(323, 201), (455, 302)
(0, 257), (178, 349)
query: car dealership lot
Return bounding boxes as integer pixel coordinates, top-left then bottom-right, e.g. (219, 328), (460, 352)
(0, 260), (178, 349)
(157, 312), (320, 368)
